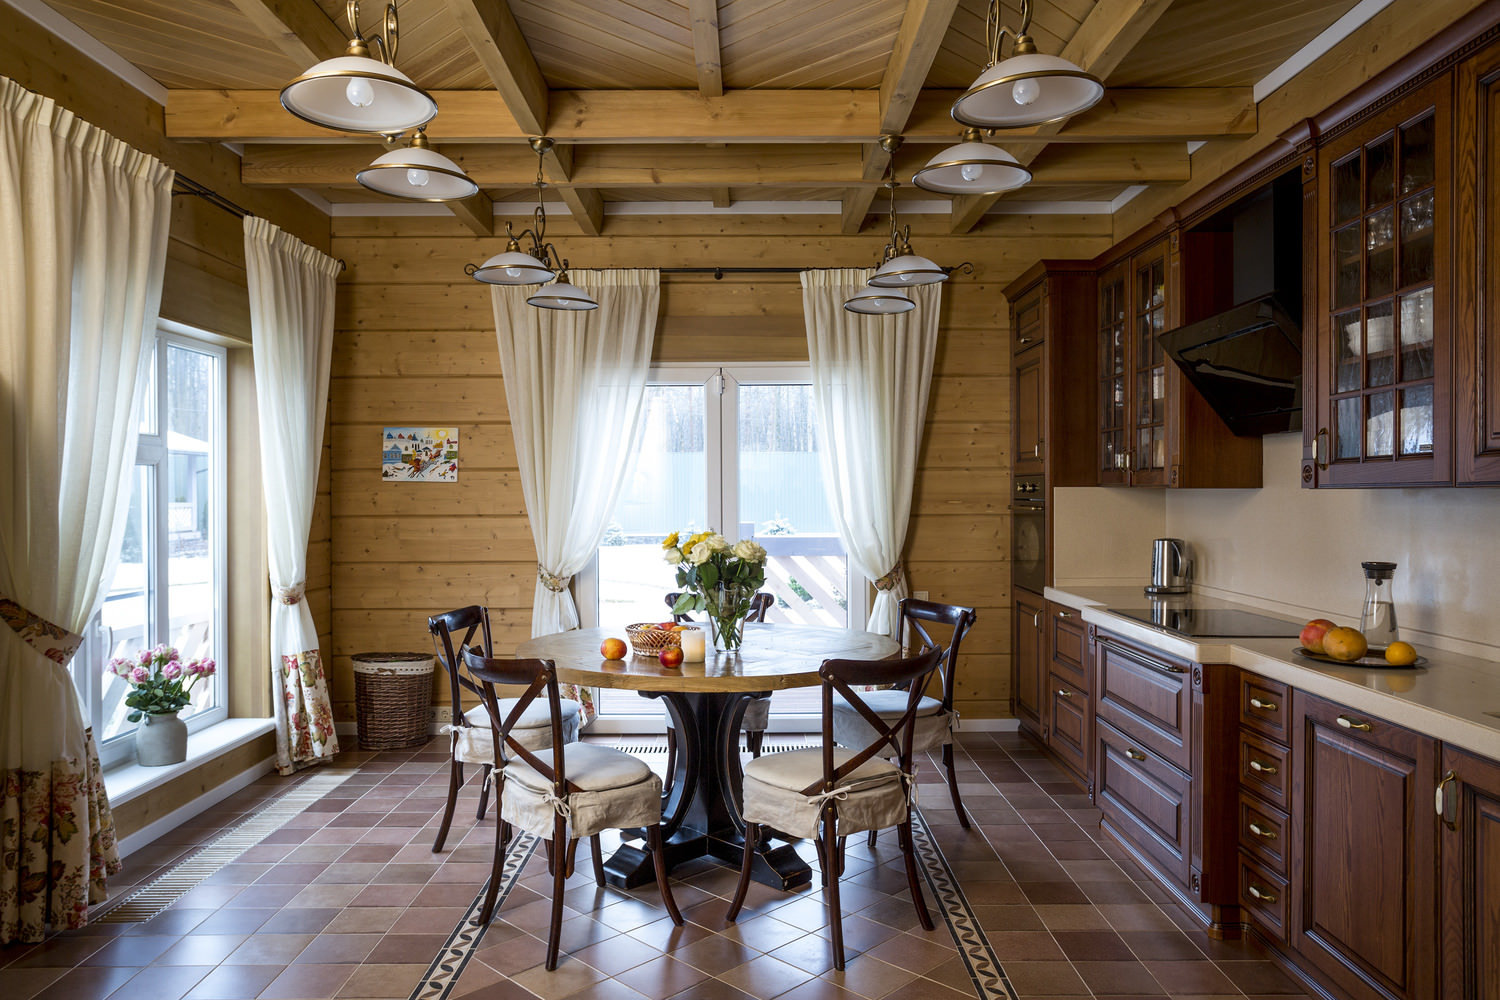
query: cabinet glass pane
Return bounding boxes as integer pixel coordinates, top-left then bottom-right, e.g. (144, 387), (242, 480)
(1398, 287), (1434, 381)
(1399, 191), (1434, 287)
(1151, 366), (1165, 420)
(1366, 133), (1395, 208)
(1333, 151), (1361, 223)
(1366, 207), (1394, 297)
(1367, 300), (1394, 387)
(1400, 384), (1434, 455)
(1334, 224), (1361, 308)
(1151, 426), (1165, 469)
(1335, 309), (1361, 393)
(1136, 370), (1151, 425)
(1335, 396), (1361, 460)
(1367, 390), (1395, 457)
(1136, 315), (1153, 371)
(1104, 430), (1124, 470)
(1399, 112), (1435, 194)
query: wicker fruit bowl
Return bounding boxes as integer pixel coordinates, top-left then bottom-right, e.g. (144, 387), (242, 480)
(626, 623), (682, 657)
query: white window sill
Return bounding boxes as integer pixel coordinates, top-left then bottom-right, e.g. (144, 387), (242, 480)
(104, 718), (276, 806)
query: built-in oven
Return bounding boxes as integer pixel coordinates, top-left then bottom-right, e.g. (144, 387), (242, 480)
(1011, 474), (1045, 594)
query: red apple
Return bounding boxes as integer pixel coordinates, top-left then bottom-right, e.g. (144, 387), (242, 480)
(1299, 618), (1337, 653)
(658, 646), (684, 668)
(658, 621), (678, 631)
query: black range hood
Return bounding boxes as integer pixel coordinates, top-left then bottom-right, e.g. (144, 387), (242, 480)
(1158, 296), (1302, 437)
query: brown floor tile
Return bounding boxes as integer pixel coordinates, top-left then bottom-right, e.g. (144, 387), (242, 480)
(1072, 960), (1168, 996)
(1141, 959), (1242, 994)
(1216, 960), (1307, 994)
(1051, 929), (1136, 962)
(1001, 959), (1091, 996)
(30, 964), (143, 1000)
(80, 935), (179, 966)
(820, 953), (918, 1000)
(155, 935), (248, 966)
(221, 933), (313, 965)
(1118, 930), (1209, 962)
(336, 963), (428, 997)
(292, 933), (383, 965)
(103, 964), (214, 1000)
(257, 962), (358, 999)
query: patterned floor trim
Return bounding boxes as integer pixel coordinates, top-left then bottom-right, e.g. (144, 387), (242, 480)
(911, 809), (1017, 1000)
(408, 833), (539, 1000)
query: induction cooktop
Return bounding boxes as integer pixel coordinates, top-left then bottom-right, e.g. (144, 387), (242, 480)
(1107, 607), (1305, 638)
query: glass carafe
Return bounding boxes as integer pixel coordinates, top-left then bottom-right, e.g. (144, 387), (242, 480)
(1359, 561), (1399, 648)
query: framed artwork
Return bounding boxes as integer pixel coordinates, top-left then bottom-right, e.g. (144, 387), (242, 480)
(382, 427), (459, 482)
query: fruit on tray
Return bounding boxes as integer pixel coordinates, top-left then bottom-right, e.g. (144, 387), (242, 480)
(1299, 618), (1337, 654)
(658, 646), (684, 668)
(1384, 641), (1419, 666)
(600, 637), (626, 660)
(1322, 626), (1369, 662)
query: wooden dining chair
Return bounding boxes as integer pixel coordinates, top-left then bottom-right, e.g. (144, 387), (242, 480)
(725, 641), (944, 971)
(463, 648), (682, 970)
(427, 606), (583, 852)
(831, 598), (979, 829)
(662, 591), (774, 792)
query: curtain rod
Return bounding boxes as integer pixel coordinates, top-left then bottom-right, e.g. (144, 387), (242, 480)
(660, 265), (972, 279)
(171, 175), (249, 219)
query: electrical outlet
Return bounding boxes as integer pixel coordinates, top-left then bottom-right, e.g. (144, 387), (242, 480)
(914, 590), (928, 601)
(430, 706), (453, 724)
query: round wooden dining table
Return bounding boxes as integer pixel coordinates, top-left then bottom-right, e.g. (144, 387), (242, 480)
(515, 623), (897, 892)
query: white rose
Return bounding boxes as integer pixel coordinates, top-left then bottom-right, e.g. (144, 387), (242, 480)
(704, 533), (730, 553)
(686, 542), (713, 565)
(663, 547), (683, 564)
(732, 539), (766, 563)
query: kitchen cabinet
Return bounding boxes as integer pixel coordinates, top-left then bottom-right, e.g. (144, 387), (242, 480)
(1045, 602), (1090, 784)
(1236, 673), (1292, 945)
(1456, 42), (1500, 483)
(1305, 73), (1453, 486)
(1012, 587), (1045, 739)
(1290, 691), (1437, 1000)
(1438, 744), (1500, 998)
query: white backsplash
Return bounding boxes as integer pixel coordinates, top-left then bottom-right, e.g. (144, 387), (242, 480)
(1051, 433), (1500, 660)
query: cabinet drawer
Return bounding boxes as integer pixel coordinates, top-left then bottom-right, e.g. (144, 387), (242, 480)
(1239, 672), (1290, 743)
(1096, 717), (1191, 887)
(1237, 791), (1289, 877)
(1047, 674), (1090, 779)
(1239, 854), (1290, 945)
(1095, 632), (1192, 772)
(1238, 732), (1290, 809)
(1048, 605), (1088, 690)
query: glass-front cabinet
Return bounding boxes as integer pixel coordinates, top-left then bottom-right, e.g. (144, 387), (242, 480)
(1309, 77), (1451, 486)
(1098, 240), (1171, 486)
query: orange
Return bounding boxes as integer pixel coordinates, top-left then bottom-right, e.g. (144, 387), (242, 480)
(1384, 641), (1418, 666)
(1321, 626), (1368, 662)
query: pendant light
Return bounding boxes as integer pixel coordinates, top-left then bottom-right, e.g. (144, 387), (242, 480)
(912, 127), (1031, 195)
(466, 138), (598, 311)
(356, 128), (478, 201)
(951, 0), (1103, 129)
(844, 284), (915, 315)
(845, 146), (946, 313)
(281, 1), (437, 135)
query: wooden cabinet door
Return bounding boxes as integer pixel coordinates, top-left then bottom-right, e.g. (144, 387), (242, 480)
(1097, 260), (1130, 485)
(1308, 74), (1452, 486)
(1012, 587), (1045, 737)
(1291, 691), (1437, 999)
(1096, 240), (1172, 486)
(1456, 44), (1500, 482)
(1438, 744), (1500, 998)
(1014, 345), (1044, 478)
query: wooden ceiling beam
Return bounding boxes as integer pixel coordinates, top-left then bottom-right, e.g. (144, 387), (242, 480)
(168, 87), (1252, 144)
(689, 0), (724, 99)
(447, 190), (495, 237)
(225, 0), (348, 67)
(439, 0), (548, 137)
(539, 142), (604, 235)
(948, 0), (1177, 233)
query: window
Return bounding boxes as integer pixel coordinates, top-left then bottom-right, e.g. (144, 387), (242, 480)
(581, 364), (863, 723)
(72, 328), (228, 766)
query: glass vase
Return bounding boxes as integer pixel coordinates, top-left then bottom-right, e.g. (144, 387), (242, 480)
(704, 583), (750, 651)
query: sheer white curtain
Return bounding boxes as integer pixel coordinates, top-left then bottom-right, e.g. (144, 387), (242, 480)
(801, 269), (941, 637)
(0, 77), (173, 943)
(490, 269), (658, 700)
(244, 216), (342, 775)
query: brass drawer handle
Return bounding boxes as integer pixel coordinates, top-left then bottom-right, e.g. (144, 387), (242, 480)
(1097, 637), (1188, 675)
(1248, 821), (1277, 840)
(1056, 689), (1073, 699)
(1336, 715), (1372, 732)
(1248, 759), (1279, 776)
(1247, 884), (1278, 904)
(1056, 610), (1074, 618)
(1437, 769), (1457, 831)
(1248, 697), (1277, 712)
(1125, 748), (1147, 762)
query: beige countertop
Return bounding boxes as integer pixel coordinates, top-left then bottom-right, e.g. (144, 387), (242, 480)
(1045, 584), (1500, 761)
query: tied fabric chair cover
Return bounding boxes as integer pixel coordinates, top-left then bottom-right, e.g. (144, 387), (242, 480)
(427, 606), (581, 853)
(462, 648), (681, 971)
(725, 642), (944, 970)
(831, 598), (979, 828)
(661, 591), (773, 791)
(0, 77), (174, 943)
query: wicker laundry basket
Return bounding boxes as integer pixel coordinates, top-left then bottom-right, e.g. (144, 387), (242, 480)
(352, 651), (435, 751)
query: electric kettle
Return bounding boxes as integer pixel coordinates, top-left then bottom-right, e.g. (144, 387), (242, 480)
(1146, 538), (1191, 595)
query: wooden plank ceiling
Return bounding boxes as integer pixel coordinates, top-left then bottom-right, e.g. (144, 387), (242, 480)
(37, 0), (1364, 235)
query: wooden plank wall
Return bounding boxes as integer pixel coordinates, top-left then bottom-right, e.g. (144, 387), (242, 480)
(328, 214), (1111, 723)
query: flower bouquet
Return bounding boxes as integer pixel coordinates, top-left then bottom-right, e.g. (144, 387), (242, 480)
(663, 530), (767, 651)
(108, 645), (217, 722)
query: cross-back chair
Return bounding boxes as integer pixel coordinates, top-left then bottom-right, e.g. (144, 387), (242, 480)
(831, 598), (979, 829)
(463, 649), (682, 970)
(725, 641), (944, 970)
(427, 606), (582, 853)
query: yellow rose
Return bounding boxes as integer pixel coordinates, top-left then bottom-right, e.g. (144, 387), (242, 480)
(662, 531), (680, 550)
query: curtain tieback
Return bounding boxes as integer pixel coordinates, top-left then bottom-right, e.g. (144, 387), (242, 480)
(274, 585), (305, 606)
(537, 566), (571, 593)
(0, 596), (84, 664)
(873, 562), (905, 592)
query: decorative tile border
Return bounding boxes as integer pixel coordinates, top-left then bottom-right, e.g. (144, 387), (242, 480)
(910, 809), (1018, 1000)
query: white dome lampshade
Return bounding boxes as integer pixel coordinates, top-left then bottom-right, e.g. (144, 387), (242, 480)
(356, 131), (477, 201)
(527, 272), (598, 311)
(470, 240), (556, 285)
(844, 284), (915, 314)
(912, 129), (1032, 195)
(951, 50), (1103, 129)
(868, 253), (947, 288)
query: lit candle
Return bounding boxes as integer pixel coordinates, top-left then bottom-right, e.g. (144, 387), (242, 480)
(680, 628), (706, 662)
